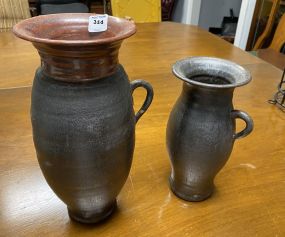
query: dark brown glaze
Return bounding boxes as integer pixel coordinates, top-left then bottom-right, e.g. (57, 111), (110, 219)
(33, 41), (122, 82)
(13, 13), (136, 82)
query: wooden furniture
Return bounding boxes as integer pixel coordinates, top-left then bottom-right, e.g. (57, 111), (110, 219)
(253, 0), (280, 50)
(257, 48), (285, 69)
(254, 13), (285, 69)
(268, 12), (285, 51)
(110, 0), (161, 22)
(0, 22), (285, 236)
(0, 0), (31, 31)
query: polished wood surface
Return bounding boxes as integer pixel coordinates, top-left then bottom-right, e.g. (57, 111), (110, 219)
(257, 48), (285, 70)
(0, 22), (284, 236)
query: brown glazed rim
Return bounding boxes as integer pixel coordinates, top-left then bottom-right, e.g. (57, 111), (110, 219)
(13, 13), (136, 45)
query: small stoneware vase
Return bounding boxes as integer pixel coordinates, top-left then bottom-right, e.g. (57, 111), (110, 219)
(13, 13), (153, 223)
(167, 57), (253, 202)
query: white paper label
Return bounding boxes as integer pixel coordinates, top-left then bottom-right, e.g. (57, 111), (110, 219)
(88, 14), (108, 33)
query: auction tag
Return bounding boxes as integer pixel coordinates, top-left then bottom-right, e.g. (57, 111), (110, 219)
(88, 14), (108, 33)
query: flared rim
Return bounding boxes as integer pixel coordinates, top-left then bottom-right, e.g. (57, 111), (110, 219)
(172, 56), (252, 89)
(13, 13), (136, 45)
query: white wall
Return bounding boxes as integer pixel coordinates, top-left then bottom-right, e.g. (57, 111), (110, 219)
(198, 0), (242, 30)
(234, 0), (256, 49)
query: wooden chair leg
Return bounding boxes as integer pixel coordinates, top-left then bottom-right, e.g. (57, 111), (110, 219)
(253, 0), (280, 50)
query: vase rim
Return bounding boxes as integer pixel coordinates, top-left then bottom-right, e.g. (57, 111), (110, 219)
(172, 56), (252, 89)
(13, 13), (136, 46)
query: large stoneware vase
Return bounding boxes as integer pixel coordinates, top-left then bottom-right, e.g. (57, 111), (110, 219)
(167, 57), (253, 202)
(13, 14), (153, 223)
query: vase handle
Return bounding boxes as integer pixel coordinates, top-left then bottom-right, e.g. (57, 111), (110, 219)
(130, 80), (154, 123)
(231, 110), (254, 139)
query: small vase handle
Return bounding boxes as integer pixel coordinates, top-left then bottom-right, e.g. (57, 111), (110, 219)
(130, 80), (154, 123)
(231, 110), (254, 139)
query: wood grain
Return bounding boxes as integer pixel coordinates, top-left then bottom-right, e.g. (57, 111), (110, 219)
(0, 0), (31, 31)
(0, 22), (284, 236)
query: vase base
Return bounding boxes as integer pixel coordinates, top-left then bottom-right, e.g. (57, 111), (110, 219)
(68, 201), (117, 224)
(169, 177), (213, 202)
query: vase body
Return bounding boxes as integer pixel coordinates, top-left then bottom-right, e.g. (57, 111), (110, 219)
(167, 57), (253, 202)
(13, 13), (153, 223)
(32, 65), (136, 223)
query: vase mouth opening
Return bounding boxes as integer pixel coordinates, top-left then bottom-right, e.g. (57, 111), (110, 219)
(13, 13), (136, 45)
(172, 57), (251, 89)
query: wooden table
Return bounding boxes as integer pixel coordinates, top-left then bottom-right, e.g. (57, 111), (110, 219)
(0, 22), (284, 236)
(257, 48), (285, 70)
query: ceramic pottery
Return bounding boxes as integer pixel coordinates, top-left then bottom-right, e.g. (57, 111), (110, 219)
(167, 57), (253, 202)
(13, 13), (153, 223)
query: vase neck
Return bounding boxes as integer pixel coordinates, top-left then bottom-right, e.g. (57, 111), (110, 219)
(33, 41), (122, 83)
(183, 83), (234, 108)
